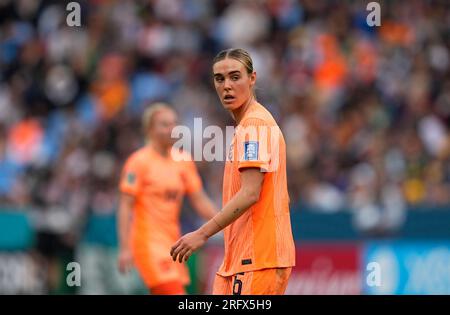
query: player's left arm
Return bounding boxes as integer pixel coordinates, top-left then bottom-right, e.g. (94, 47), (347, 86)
(171, 168), (264, 263)
(188, 189), (218, 220)
(182, 155), (219, 220)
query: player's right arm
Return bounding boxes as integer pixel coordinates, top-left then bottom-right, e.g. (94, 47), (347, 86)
(117, 192), (135, 274)
(180, 152), (219, 220)
(171, 168), (264, 263)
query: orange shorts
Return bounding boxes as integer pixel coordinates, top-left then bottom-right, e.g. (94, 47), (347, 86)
(212, 267), (292, 295)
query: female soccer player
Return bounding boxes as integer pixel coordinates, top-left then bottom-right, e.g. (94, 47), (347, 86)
(118, 103), (218, 295)
(170, 49), (295, 295)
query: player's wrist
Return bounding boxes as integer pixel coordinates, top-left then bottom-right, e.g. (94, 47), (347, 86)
(197, 227), (210, 240)
(198, 219), (220, 239)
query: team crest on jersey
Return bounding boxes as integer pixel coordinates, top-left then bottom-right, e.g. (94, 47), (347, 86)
(127, 172), (136, 184)
(244, 141), (259, 161)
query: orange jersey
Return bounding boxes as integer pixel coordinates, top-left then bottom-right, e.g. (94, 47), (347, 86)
(119, 145), (202, 287)
(218, 102), (295, 277)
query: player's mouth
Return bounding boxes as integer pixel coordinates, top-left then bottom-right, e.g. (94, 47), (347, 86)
(223, 95), (235, 104)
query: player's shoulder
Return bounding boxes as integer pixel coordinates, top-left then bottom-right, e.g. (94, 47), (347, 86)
(125, 146), (150, 165)
(241, 103), (277, 127)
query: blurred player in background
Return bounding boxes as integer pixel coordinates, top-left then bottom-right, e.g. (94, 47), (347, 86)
(171, 49), (295, 295)
(117, 103), (218, 295)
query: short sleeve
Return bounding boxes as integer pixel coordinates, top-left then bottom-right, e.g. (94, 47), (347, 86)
(236, 118), (274, 172)
(119, 154), (142, 196)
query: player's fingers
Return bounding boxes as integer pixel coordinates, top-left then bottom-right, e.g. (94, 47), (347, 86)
(171, 243), (184, 261)
(177, 248), (186, 263)
(178, 247), (190, 263)
(171, 248), (178, 261)
(184, 250), (193, 262)
(170, 241), (179, 256)
(170, 239), (182, 256)
(119, 264), (128, 274)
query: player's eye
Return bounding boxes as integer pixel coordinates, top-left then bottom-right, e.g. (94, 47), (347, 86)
(215, 76), (224, 83)
(231, 75), (240, 81)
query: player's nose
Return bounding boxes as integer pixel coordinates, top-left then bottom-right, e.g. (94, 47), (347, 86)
(224, 78), (232, 90)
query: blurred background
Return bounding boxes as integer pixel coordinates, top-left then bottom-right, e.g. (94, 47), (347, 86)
(0, 0), (449, 294)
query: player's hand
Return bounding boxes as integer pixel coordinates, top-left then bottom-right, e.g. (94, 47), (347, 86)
(118, 247), (133, 274)
(170, 230), (208, 263)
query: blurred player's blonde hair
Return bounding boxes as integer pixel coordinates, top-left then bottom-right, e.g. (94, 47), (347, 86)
(142, 102), (174, 141)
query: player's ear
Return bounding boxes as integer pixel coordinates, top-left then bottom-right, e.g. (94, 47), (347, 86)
(249, 71), (256, 88)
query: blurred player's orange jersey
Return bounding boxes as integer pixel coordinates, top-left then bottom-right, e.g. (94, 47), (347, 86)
(218, 102), (295, 277)
(120, 145), (202, 287)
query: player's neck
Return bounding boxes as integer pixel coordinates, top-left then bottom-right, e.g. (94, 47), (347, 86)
(231, 95), (256, 125)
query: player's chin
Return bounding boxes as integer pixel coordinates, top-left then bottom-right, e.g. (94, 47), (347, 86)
(221, 99), (241, 111)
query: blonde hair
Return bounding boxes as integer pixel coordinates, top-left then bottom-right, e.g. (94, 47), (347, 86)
(213, 48), (257, 98)
(213, 48), (254, 74)
(142, 102), (174, 140)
